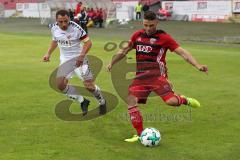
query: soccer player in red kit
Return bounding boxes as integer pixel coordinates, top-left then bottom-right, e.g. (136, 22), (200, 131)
(107, 11), (208, 142)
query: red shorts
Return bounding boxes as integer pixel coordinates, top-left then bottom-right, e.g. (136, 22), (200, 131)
(128, 76), (174, 104)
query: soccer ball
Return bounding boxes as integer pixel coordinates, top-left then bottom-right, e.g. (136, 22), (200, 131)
(140, 128), (161, 147)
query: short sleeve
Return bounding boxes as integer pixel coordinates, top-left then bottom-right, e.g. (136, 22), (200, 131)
(51, 28), (57, 41)
(163, 34), (179, 52)
(52, 35), (57, 41)
(77, 27), (88, 41)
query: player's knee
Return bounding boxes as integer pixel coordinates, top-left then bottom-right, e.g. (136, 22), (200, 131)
(127, 95), (138, 107)
(86, 86), (95, 92)
(57, 83), (67, 91)
(84, 82), (95, 92)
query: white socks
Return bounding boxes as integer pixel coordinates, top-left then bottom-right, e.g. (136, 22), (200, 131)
(63, 85), (105, 105)
(92, 85), (105, 105)
(63, 85), (84, 103)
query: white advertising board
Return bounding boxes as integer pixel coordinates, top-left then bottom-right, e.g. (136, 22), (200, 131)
(17, 3), (51, 18)
(114, 1), (138, 20)
(233, 0), (240, 13)
(162, 1), (232, 22)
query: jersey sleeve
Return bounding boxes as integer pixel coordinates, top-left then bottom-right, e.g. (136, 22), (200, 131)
(77, 27), (88, 42)
(51, 34), (57, 41)
(51, 26), (57, 42)
(163, 34), (179, 52)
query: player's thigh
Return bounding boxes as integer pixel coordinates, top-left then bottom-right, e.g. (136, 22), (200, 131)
(74, 57), (93, 81)
(57, 57), (77, 79)
(128, 84), (151, 104)
(154, 79), (180, 106)
(56, 77), (68, 91)
(153, 76), (175, 102)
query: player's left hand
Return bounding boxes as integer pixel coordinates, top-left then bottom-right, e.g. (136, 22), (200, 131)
(42, 53), (50, 62)
(76, 55), (85, 67)
(197, 64), (208, 74)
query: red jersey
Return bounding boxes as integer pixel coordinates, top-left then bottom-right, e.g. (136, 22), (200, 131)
(75, 4), (82, 16)
(129, 29), (179, 78)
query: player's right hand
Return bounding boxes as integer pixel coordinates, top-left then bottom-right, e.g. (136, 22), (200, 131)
(107, 64), (112, 72)
(42, 54), (50, 62)
(197, 64), (208, 74)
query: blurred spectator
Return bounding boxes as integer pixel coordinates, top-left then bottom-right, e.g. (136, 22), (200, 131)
(71, 7), (106, 29)
(135, 2), (142, 20)
(75, 2), (82, 17)
(87, 18), (94, 28)
(157, 7), (172, 20)
(158, 7), (167, 20)
(78, 7), (88, 33)
(68, 9), (74, 21)
(86, 8), (94, 27)
(97, 8), (104, 28)
(93, 8), (104, 28)
(142, 3), (149, 12)
(87, 8), (95, 20)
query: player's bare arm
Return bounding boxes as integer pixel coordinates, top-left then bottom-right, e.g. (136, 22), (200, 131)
(174, 47), (208, 73)
(76, 37), (92, 67)
(42, 40), (58, 62)
(107, 44), (133, 72)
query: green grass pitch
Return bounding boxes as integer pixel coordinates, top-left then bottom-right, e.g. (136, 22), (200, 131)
(0, 19), (240, 160)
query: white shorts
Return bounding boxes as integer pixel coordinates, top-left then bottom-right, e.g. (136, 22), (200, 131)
(57, 56), (93, 81)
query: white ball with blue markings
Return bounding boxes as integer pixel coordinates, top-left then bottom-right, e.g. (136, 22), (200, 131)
(140, 128), (161, 147)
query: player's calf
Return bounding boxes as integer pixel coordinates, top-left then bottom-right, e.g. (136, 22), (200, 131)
(163, 93), (188, 107)
(128, 106), (143, 136)
(84, 80), (106, 114)
(165, 98), (180, 106)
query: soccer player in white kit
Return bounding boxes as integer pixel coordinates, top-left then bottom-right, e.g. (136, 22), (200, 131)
(42, 10), (106, 116)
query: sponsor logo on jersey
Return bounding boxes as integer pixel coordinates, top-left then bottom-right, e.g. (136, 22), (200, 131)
(136, 45), (153, 53)
(57, 39), (69, 45)
(150, 38), (157, 44)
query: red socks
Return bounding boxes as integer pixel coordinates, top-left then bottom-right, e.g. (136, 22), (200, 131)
(179, 96), (188, 105)
(128, 106), (143, 136)
(175, 95), (188, 106)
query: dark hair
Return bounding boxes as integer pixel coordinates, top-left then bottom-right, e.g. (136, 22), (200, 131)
(144, 11), (156, 20)
(56, 10), (69, 19)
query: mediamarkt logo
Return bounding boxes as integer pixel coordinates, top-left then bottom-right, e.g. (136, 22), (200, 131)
(136, 45), (153, 53)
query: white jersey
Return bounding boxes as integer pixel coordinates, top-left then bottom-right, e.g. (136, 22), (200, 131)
(51, 21), (87, 62)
